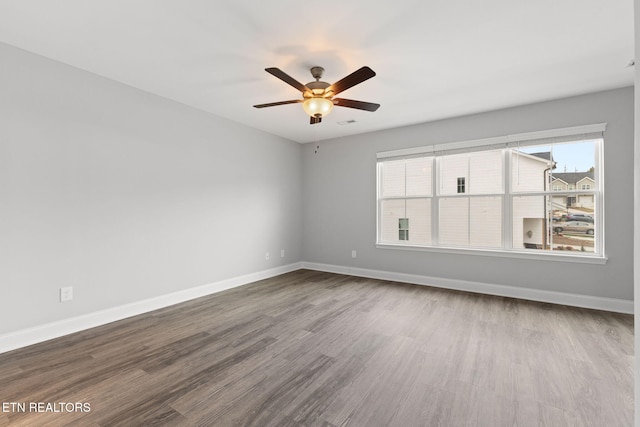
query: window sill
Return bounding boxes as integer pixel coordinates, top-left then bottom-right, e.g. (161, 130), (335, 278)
(375, 243), (608, 264)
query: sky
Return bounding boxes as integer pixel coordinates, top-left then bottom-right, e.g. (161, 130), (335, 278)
(521, 140), (596, 173)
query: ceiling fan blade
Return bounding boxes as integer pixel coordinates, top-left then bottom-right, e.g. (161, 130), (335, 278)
(310, 116), (322, 125)
(265, 68), (311, 93)
(326, 66), (376, 96)
(333, 98), (380, 112)
(253, 100), (302, 108)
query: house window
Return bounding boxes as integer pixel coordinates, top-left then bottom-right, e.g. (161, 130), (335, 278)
(398, 218), (409, 240)
(377, 124), (604, 259)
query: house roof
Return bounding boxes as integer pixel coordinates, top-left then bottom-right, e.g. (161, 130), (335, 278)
(551, 171), (594, 184)
(529, 152), (552, 161)
(515, 151), (555, 166)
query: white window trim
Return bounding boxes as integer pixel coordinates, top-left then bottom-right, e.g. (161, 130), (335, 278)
(376, 123), (606, 262)
(375, 242), (608, 264)
(377, 123), (607, 160)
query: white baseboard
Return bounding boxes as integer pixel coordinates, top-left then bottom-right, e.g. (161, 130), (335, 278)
(301, 262), (634, 314)
(2, 260), (631, 355)
(0, 262), (303, 355)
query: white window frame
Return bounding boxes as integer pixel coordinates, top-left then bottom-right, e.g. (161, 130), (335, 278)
(376, 124), (606, 264)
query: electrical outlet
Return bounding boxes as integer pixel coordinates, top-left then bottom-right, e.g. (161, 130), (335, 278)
(60, 286), (73, 302)
(265, 252), (270, 260)
(351, 250), (357, 259)
(281, 249), (285, 258)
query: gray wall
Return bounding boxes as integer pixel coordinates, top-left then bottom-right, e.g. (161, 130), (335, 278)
(303, 87), (634, 301)
(0, 43), (303, 334)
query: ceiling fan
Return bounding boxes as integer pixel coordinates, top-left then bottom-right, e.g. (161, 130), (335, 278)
(253, 66), (380, 124)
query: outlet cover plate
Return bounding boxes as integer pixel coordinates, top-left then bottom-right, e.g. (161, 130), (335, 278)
(60, 286), (73, 302)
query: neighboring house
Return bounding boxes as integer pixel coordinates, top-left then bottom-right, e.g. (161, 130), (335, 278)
(513, 151), (554, 191)
(511, 151), (554, 249)
(550, 172), (595, 209)
(381, 150), (554, 248)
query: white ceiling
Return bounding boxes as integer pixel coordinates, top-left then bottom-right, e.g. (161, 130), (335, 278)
(0, 1), (634, 143)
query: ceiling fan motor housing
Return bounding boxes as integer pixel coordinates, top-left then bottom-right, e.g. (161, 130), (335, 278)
(305, 80), (330, 97)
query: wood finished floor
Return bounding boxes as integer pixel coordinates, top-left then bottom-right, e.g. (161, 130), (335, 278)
(0, 270), (633, 426)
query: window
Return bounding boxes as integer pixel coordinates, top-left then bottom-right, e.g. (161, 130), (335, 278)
(379, 157), (432, 245)
(377, 124), (605, 259)
(398, 218), (409, 240)
(438, 150), (503, 248)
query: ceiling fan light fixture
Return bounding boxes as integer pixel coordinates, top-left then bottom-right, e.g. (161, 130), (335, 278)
(302, 97), (334, 118)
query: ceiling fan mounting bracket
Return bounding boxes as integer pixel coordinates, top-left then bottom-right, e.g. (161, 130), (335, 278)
(309, 66), (325, 80)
